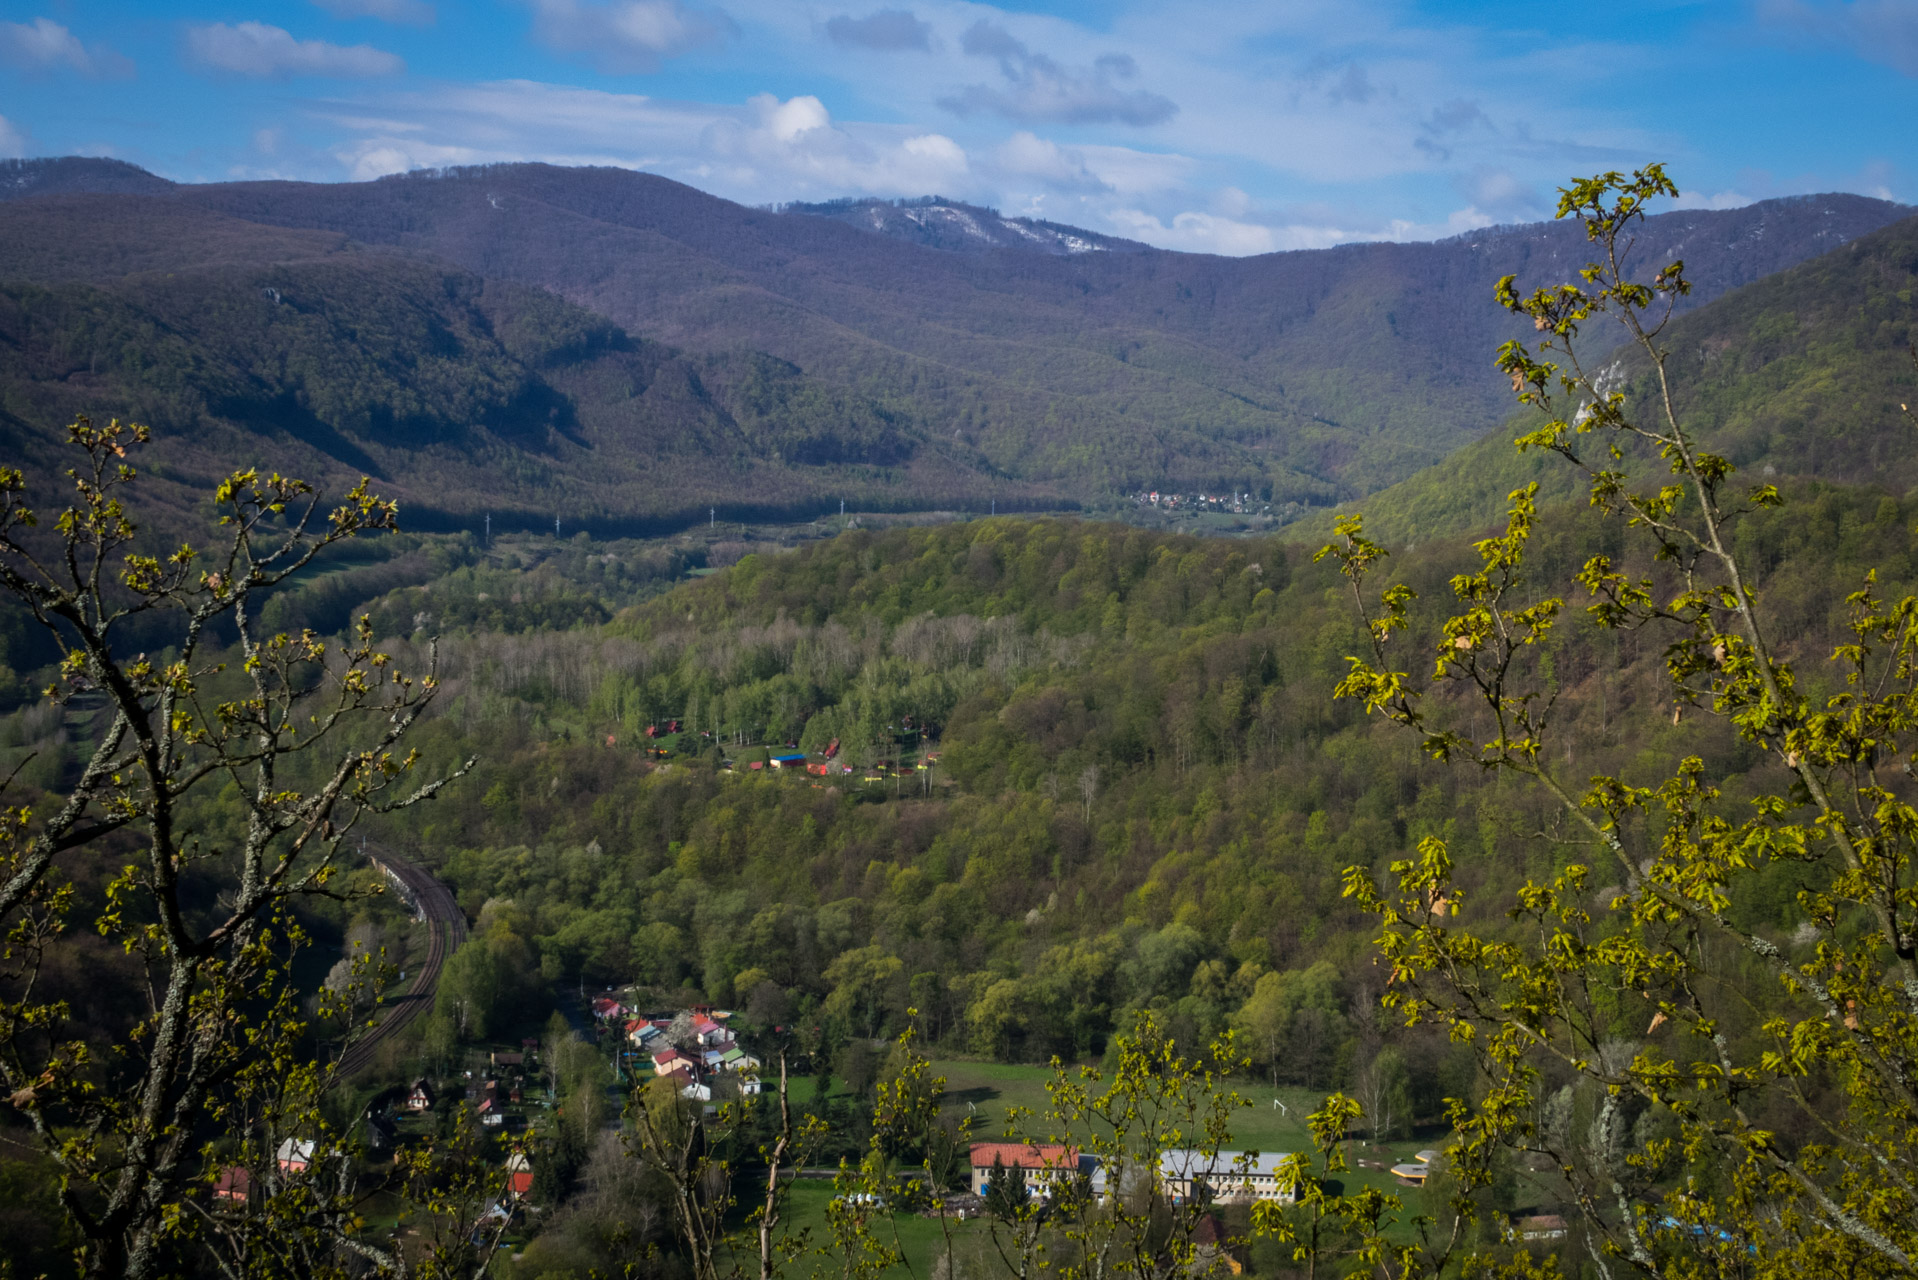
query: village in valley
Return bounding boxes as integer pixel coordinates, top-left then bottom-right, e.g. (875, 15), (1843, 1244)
(593, 999), (763, 1101)
(201, 957), (1535, 1277)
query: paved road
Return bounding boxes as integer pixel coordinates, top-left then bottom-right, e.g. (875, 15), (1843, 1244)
(335, 845), (468, 1078)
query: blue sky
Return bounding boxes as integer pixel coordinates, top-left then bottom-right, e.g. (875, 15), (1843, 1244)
(2, 0), (1912, 253)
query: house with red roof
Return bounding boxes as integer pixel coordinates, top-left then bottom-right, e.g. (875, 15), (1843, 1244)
(969, 1143), (1080, 1196)
(653, 1047), (694, 1078)
(505, 1152), (533, 1199)
(276, 1139), (315, 1174)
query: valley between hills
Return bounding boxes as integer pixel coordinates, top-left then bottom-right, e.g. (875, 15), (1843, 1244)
(4, 156), (1918, 1279)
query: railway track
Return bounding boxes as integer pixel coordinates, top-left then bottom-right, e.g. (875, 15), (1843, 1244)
(334, 845), (468, 1079)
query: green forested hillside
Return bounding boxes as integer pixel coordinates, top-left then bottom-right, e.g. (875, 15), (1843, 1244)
(4, 465), (1915, 1275)
(1289, 210), (1918, 546)
(0, 241), (1041, 536)
(265, 489), (1898, 1086)
(3, 160), (1903, 512)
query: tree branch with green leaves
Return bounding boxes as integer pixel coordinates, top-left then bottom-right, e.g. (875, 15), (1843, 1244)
(1325, 168), (1918, 1277)
(0, 418), (473, 1280)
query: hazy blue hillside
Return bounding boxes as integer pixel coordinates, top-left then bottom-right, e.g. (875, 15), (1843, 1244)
(1286, 210), (1918, 546)
(0, 158), (1906, 518)
(5, 158), (1898, 507)
(182, 166), (1905, 502)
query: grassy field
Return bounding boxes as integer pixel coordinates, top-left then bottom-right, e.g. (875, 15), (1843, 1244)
(689, 1060), (1454, 1279)
(731, 1057), (1448, 1280)
(752, 1180), (991, 1280)
(932, 1059), (1335, 1150)
(930, 1059), (1440, 1216)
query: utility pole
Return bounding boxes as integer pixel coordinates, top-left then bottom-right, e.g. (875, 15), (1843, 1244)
(710, 506), (715, 529)
(484, 512), (490, 546)
(840, 499), (845, 518)
(555, 515), (561, 539)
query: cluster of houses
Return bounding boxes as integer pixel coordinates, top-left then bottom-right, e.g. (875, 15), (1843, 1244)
(967, 1142), (1300, 1206)
(1133, 491), (1268, 515)
(473, 1072), (524, 1127)
(591, 1000), (763, 1102)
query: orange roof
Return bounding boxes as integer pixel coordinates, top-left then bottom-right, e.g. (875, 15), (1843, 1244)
(969, 1142), (1077, 1170)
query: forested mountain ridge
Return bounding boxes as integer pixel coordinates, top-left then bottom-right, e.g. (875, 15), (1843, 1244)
(1286, 208), (1918, 546)
(0, 200), (1046, 536)
(1, 156), (1904, 509)
(0, 155), (173, 199)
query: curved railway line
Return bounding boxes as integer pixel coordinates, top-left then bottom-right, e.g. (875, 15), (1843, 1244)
(335, 845), (468, 1079)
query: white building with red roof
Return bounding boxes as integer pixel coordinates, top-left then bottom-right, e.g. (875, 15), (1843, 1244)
(969, 1143), (1080, 1195)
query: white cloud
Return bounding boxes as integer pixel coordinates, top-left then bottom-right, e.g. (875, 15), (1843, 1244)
(762, 93), (829, 142)
(940, 20), (1176, 126)
(1856, 159), (1900, 202)
(1107, 209), (1284, 255)
(704, 93), (970, 195)
(903, 132), (966, 170)
(324, 80), (971, 201)
(1071, 143), (1193, 196)
(0, 17), (132, 77)
(995, 131), (1107, 192)
(1454, 167), (1545, 222)
(1670, 188), (1757, 211)
(311, 0), (437, 25)
(524, 0), (732, 73)
(823, 9), (932, 52)
(317, 113), (430, 134)
(1666, 156), (1907, 212)
(2, 17), (87, 71)
(1107, 194), (1505, 255)
(187, 22), (404, 78)
(1760, 0), (1918, 77)
(338, 137), (492, 181)
(0, 114), (26, 159)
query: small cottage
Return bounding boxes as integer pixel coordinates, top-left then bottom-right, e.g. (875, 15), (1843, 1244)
(505, 1152), (534, 1199)
(213, 1167), (251, 1203)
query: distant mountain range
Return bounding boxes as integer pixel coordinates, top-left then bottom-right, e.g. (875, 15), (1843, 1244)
(0, 156), (1909, 534)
